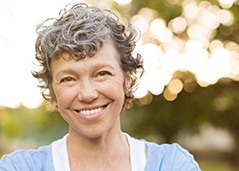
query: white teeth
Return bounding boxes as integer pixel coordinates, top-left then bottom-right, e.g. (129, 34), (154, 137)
(79, 107), (103, 115)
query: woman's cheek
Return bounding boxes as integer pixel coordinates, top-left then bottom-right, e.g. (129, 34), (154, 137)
(55, 87), (77, 107)
(99, 80), (125, 99)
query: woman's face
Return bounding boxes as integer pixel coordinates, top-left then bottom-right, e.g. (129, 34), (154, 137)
(51, 40), (126, 139)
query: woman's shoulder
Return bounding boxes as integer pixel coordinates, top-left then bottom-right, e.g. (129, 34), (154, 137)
(143, 140), (201, 171)
(145, 141), (191, 155)
(0, 144), (54, 171)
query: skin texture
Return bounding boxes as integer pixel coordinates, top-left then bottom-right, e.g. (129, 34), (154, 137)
(51, 40), (131, 170)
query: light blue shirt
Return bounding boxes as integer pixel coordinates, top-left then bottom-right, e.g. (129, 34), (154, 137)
(0, 140), (201, 171)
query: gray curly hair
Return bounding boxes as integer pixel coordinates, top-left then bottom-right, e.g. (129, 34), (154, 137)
(32, 3), (143, 110)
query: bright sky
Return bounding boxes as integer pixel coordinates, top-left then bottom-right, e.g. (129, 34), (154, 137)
(0, 0), (79, 108)
(0, 0), (239, 108)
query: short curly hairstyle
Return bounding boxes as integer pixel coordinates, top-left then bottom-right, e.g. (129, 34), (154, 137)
(33, 3), (143, 111)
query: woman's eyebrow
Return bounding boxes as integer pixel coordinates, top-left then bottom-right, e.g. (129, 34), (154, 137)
(54, 63), (116, 78)
(92, 63), (116, 70)
(54, 69), (77, 79)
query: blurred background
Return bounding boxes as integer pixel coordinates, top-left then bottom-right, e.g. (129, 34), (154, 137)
(0, 0), (239, 170)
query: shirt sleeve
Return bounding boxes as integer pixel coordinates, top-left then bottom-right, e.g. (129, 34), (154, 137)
(0, 154), (18, 171)
(144, 142), (201, 171)
(0, 146), (54, 171)
(165, 143), (201, 171)
(0, 151), (36, 171)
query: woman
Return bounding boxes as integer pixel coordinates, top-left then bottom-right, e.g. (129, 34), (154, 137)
(0, 3), (201, 171)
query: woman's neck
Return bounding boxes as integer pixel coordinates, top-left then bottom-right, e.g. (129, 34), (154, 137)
(66, 124), (130, 171)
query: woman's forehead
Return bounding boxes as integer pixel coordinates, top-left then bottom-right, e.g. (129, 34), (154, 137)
(51, 41), (122, 70)
(54, 39), (119, 61)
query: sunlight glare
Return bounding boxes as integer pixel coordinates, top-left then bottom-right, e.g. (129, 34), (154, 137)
(225, 41), (239, 52)
(131, 14), (149, 34)
(218, 0), (236, 9)
(209, 40), (223, 52)
(196, 48), (231, 85)
(113, 0), (132, 5)
(150, 19), (173, 43)
(183, 1), (199, 20)
(217, 9), (234, 26)
(163, 88), (177, 101)
(169, 17), (187, 34)
(167, 78), (183, 95)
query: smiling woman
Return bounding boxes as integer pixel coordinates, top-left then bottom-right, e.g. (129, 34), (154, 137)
(0, 2), (201, 171)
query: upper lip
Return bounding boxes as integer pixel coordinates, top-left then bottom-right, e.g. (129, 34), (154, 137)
(74, 104), (108, 112)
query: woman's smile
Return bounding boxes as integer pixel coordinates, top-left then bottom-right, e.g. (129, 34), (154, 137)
(76, 106), (104, 115)
(73, 103), (108, 121)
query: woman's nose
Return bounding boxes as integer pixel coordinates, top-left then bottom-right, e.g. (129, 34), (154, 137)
(77, 79), (99, 103)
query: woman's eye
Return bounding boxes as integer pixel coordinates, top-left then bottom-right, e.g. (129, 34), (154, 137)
(97, 71), (111, 77)
(60, 77), (75, 84)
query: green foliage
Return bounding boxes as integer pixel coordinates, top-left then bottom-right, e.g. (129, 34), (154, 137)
(199, 160), (237, 171)
(1, 103), (68, 144)
(122, 76), (239, 143)
(131, 0), (182, 21)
